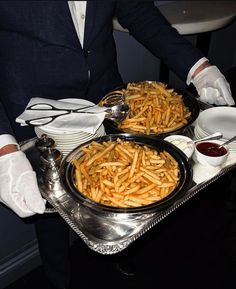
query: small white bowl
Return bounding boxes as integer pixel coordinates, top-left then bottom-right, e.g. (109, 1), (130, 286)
(164, 135), (194, 158)
(194, 139), (229, 167)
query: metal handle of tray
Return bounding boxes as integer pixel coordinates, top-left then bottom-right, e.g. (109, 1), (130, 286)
(45, 207), (57, 213)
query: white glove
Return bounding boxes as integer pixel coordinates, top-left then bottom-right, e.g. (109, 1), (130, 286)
(0, 150), (45, 218)
(191, 66), (235, 106)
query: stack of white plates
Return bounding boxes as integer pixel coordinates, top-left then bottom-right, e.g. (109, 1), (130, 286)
(34, 98), (106, 157)
(35, 125), (106, 157)
(194, 106), (236, 152)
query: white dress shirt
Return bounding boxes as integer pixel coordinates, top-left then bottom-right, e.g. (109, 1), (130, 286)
(68, 1), (87, 48)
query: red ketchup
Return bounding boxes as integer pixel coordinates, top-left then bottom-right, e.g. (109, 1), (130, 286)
(196, 142), (227, 157)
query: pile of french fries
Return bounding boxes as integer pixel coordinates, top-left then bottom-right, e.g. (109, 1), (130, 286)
(73, 138), (180, 208)
(117, 81), (191, 135)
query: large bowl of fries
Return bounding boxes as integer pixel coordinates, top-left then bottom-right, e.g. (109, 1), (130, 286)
(102, 81), (199, 137)
(60, 134), (192, 241)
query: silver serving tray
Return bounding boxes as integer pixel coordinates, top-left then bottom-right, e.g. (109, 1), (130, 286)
(20, 101), (236, 255)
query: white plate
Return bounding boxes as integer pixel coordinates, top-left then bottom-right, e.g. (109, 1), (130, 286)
(195, 123), (236, 144)
(197, 107), (236, 139)
(34, 127), (90, 138)
(35, 125), (105, 141)
(35, 127), (105, 148)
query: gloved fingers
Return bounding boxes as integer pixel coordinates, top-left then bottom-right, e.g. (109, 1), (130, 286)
(0, 175), (38, 218)
(191, 65), (235, 106)
(198, 88), (208, 103)
(10, 190), (38, 217)
(215, 77), (235, 106)
(199, 87), (220, 105)
(0, 150), (45, 217)
(16, 171), (46, 214)
(215, 96), (228, 106)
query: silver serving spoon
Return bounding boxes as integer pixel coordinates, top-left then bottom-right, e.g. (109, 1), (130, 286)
(218, 135), (236, 149)
(105, 104), (129, 123)
(193, 132), (223, 144)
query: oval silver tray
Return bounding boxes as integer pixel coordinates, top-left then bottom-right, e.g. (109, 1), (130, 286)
(21, 105), (236, 255)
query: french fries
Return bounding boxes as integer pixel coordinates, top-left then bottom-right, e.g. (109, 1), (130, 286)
(73, 138), (180, 208)
(116, 81), (191, 135)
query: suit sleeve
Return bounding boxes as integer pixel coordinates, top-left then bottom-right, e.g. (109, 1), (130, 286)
(115, 1), (204, 82)
(0, 100), (14, 135)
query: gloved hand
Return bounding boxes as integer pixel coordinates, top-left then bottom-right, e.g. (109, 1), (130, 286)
(0, 150), (45, 217)
(191, 65), (235, 106)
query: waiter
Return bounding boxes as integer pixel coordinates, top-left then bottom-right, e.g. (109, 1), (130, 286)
(0, 2), (234, 289)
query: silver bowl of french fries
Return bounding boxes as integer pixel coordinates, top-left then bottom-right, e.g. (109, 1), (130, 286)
(60, 134), (192, 242)
(102, 81), (200, 138)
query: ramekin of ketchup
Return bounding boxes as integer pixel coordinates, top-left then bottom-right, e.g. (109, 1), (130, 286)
(196, 142), (227, 157)
(194, 140), (229, 167)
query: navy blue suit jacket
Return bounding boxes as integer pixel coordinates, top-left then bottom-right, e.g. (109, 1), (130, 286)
(0, 1), (204, 142)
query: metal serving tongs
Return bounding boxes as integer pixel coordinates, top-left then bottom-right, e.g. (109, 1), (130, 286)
(98, 90), (129, 123)
(25, 92), (129, 126)
(99, 90), (126, 106)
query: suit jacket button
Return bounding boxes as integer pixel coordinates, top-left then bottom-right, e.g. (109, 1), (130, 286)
(84, 50), (91, 57)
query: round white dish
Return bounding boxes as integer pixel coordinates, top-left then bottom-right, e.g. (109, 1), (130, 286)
(164, 134), (194, 158)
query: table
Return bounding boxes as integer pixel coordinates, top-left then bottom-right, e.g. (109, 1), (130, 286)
(113, 1), (236, 82)
(113, 1), (236, 35)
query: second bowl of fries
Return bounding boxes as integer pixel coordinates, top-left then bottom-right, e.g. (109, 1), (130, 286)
(103, 81), (200, 137)
(60, 134), (192, 241)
